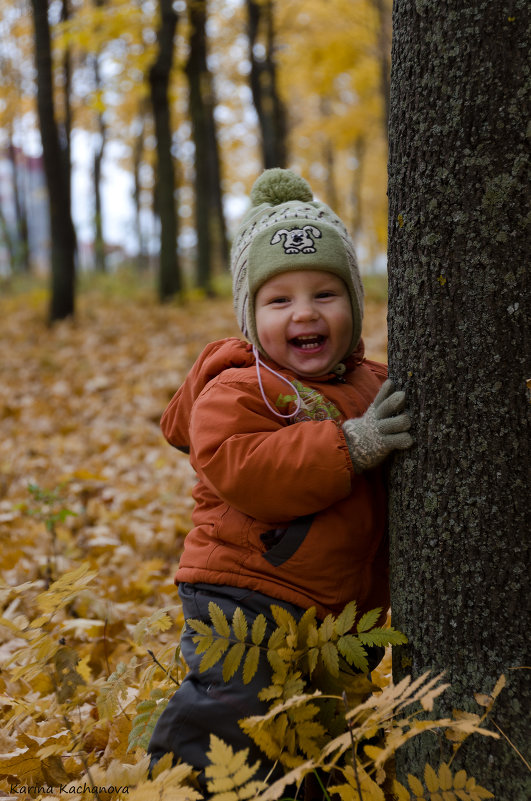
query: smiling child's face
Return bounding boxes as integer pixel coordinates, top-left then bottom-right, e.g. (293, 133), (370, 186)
(254, 270), (353, 377)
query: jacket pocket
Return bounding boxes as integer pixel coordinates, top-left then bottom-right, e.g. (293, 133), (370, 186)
(260, 514), (315, 567)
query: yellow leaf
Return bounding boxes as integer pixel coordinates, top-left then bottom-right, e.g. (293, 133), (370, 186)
(77, 655), (93, 683)
(318, 613), (335, 642)
(491, 673), (506, 699)
(208, 602), (230, 638)
(391, 779), (412, 801)
(474, 693), (492, 708)
(243, 645), (260, 684)
(151, 751), (173, 779)
(222, 642), (245, 682)
(424, 763), (439, 792)
(334, 601), (357, 635)
(232, 606), (248, 641)
(271, 606), (297, 635)
(438, 763), (452, 791)
(199, 637), (229, 673)
(407, 773), (425, 797)
(187, 617), (212, 636)
(320, 641), (339, 676)
(251, 613), (267, 645)
(453, 770), (467, 790)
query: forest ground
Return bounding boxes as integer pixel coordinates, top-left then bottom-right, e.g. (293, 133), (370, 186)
(0, 271), (389, 793)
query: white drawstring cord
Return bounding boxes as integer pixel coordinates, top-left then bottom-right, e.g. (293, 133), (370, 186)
(252, 345), (302, 419)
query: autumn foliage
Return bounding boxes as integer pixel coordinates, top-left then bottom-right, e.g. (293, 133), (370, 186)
(0, 279), (499, 800)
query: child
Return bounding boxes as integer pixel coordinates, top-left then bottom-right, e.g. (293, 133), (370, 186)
(147, 169), (412, 786)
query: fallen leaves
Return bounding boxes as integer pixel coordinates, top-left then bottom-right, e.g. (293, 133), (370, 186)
(0, 280), (388, 798)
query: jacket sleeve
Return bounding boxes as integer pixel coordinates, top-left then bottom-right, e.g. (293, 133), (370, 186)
(188, 375), (355, 522)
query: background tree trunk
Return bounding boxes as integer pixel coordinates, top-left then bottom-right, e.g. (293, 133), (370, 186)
(247, 0), (287, 169)
(387, 2), (529, 798)
(31, 0), (76, 321)
(7, 139), (31, 273)
(149, 0), (181, 301)
(132, 106), (150, 272)
(185, 0), (228, 291)
(92, 43), (107, 273)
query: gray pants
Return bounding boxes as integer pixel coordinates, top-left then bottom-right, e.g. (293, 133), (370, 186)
(147, 582), (383, 790)
(147, 583), (305, 787)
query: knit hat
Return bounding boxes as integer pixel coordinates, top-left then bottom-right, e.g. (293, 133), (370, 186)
(231, 168), (364, 361)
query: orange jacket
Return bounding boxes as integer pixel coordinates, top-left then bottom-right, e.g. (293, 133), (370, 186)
(161, 337), (389, 620)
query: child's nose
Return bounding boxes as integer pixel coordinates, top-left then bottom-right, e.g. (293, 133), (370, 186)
(292, 301), (319, 321)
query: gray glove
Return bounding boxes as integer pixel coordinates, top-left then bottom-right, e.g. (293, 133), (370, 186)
(342, 379), (413, 473)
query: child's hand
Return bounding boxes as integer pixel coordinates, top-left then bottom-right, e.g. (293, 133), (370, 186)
(342, 379), (413, 473)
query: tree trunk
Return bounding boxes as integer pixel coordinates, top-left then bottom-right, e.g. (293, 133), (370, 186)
(31, 0), (76, 321)
(370, 0), (391, 137)
(185, 0), (228, 291)
(387, 2), (529, 798)
(247, 0), (287, 169)
(149, 0), (181, 301)
(93, 51), (107, 273)
(132, 106), (150, 272)
(8, 140), (31, 272)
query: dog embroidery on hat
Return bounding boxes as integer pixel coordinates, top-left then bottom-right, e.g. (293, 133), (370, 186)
(270, 225), (322, 254)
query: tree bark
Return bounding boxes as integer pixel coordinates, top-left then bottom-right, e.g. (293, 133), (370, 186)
(370, 0), (391, 137)
(31, 0), (76, 321)
(149, 0), (181, 301)
(7, 140), (30, 272)
(132, 105), (150, 272)
(387, 2), (529, 798)
(185, 0), (228, 291)
(247, 0), (287, 169)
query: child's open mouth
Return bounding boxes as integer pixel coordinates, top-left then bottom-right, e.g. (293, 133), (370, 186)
(289, 334), (326, 351)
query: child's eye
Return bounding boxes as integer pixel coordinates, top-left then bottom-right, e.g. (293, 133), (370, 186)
(316, 291), (335, 299)
(269, 296), (290, 304)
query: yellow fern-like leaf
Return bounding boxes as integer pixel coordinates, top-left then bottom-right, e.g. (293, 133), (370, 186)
(133, 608), (175, 644)
(297, 605), (318, 645)
(407, 773), (425, 798)
(186, 617), (212, 636)
(318, 613), (335, 643)
(267, 647), (288, 675)
(424, 763), (439, 792)
(390, 779), (412, 801)
(356, 607), (381, 633)
(320, 641), (339, 677)
(223, 642), (246, 682)
(271, 604), (297, 631)
(199, 637), (229, 672)
(334, 600), (357, 635)
(232, 607), (248, 641)
(251, 613), (267, 645)
(295, 721), (326, 758)
(242, 645), (260, 684)
(268, 625), (287, 651)
(330, 763), (386, 801)
(438, 763), (453, 791)
(209, 602), (231, 637)
(337, 634), (368, 672)
(307, 646), (319, 675)
(206, 734), (237, 770)
(36, 563), (97, 616)
(205, 737), (265, 801)
(192, 632), (214, 655)
(453, 770), (467, 790)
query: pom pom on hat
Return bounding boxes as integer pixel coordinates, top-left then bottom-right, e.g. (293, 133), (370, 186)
(250, 168), (314, 207)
